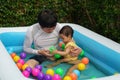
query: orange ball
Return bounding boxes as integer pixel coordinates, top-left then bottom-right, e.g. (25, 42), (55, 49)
(69, 73), (77, 80)
(10, 53), (16, 59)
(81, 57), (89, 65)
(59, 42), (63, 47)
(16, 63), (23, 70)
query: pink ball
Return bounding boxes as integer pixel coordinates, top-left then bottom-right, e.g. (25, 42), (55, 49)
(53, 74), (61, 80)
(22, 70), (30, 78)
(18, 59), (25, 65)
(32, 68), (40, 76)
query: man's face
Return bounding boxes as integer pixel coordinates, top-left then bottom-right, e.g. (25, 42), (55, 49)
(42, 26), (56, 33)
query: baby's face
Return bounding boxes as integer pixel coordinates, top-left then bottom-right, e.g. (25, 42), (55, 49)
(60, 34), (71, 44)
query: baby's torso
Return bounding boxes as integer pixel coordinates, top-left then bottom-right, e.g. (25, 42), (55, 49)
(64, 41), (78, 60)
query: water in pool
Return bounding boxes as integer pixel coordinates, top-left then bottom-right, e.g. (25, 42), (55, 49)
(8, 48), (107, 80)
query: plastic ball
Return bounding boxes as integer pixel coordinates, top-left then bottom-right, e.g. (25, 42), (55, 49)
(58, 42), (63, 47)
(35, 65), (42, 71)
(54, 54), (61, 59)
(55, 68), (64, 76)
(63, 76), (72, 80)
(37, 72), (45, 80)
(69, 73), (77, 80)
(25, 67), (32, 73)
(18, 59), (25, 65)
(73, 69), (81, 77)
(44, 74), (52, 80)
(81, 57), (89, 65)
(78, 63), (86, 70)
(32, 68), (40, 77)
(59, 42), (65, 50)
(49, 46), (56, 53)
(80, 50), (84, 57)
(46, 68), (54, 76)
(10, 53), (16, 59)
(22, 64), (29, 71)
(20, 52), (26, 59)
(13, 55), (20, 62)
(16, 62), (23, 70)
(52, 74), (61, 80)
(22, 70), (30, 78)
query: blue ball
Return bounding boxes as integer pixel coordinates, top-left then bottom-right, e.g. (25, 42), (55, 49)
(73, 69), (81, 77)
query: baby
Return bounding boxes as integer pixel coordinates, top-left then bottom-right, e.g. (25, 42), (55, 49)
(45, 25), (82, 68)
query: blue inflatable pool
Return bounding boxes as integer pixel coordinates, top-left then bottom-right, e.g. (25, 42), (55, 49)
(0, 23), (120, 80)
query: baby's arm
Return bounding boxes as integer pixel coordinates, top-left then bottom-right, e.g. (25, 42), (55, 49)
(52, 46), (71, 56)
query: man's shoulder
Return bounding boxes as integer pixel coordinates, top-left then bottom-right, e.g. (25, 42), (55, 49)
(30, 23), (40, 28)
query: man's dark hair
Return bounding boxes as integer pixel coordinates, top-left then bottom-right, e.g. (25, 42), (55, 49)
(59, 25), (74, 37)
(38, 9), (57, 28)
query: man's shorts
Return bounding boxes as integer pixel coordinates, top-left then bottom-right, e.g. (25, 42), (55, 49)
(30, 55), (47, 64)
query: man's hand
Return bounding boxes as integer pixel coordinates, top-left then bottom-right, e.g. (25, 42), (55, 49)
(70, 47), (82, 57)
(38, 49), (53, 57)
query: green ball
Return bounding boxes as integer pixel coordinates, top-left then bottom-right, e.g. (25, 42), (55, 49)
(61, 44), (65, 50)
(54, 54), (61, 59)
(55, 68), (64, 76)
(80, 50), (84, 57)
(49, 46), (56, 53)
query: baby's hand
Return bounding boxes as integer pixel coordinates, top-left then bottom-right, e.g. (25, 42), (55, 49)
(52, 50), (58, 55)
(38, 49), (52, 57)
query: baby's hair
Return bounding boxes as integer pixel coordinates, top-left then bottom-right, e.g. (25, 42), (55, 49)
(59, 25), (74, 37)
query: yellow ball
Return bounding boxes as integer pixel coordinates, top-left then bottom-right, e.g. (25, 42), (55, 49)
(63, 76), (72, 80)
(22, 64), (28, 71)
(78, 63), (86, 70)
(46, 68), (54, 76)
(13, 55), (20, 62)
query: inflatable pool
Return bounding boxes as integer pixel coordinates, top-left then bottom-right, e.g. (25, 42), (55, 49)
(0, 23), (120, 80)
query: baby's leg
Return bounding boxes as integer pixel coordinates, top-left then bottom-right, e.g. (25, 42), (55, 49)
(45, 58), (72, 68)
(66, 63), (78, 75)
(25, 59), (39, 69)
(47, 56), (56, 61)
(68, 60), (81, 64)
(65, 60), (81, 76)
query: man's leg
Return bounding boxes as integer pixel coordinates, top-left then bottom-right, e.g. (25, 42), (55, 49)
(26, 55), (47, 69)
(25, 59), (39, 69)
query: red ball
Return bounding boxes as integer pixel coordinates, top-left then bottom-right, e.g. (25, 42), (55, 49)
(69, 73), (77, 80)
(81, 57), (89, 65)
(16, 63), (23, 70)
(59, 42), (63, 47)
